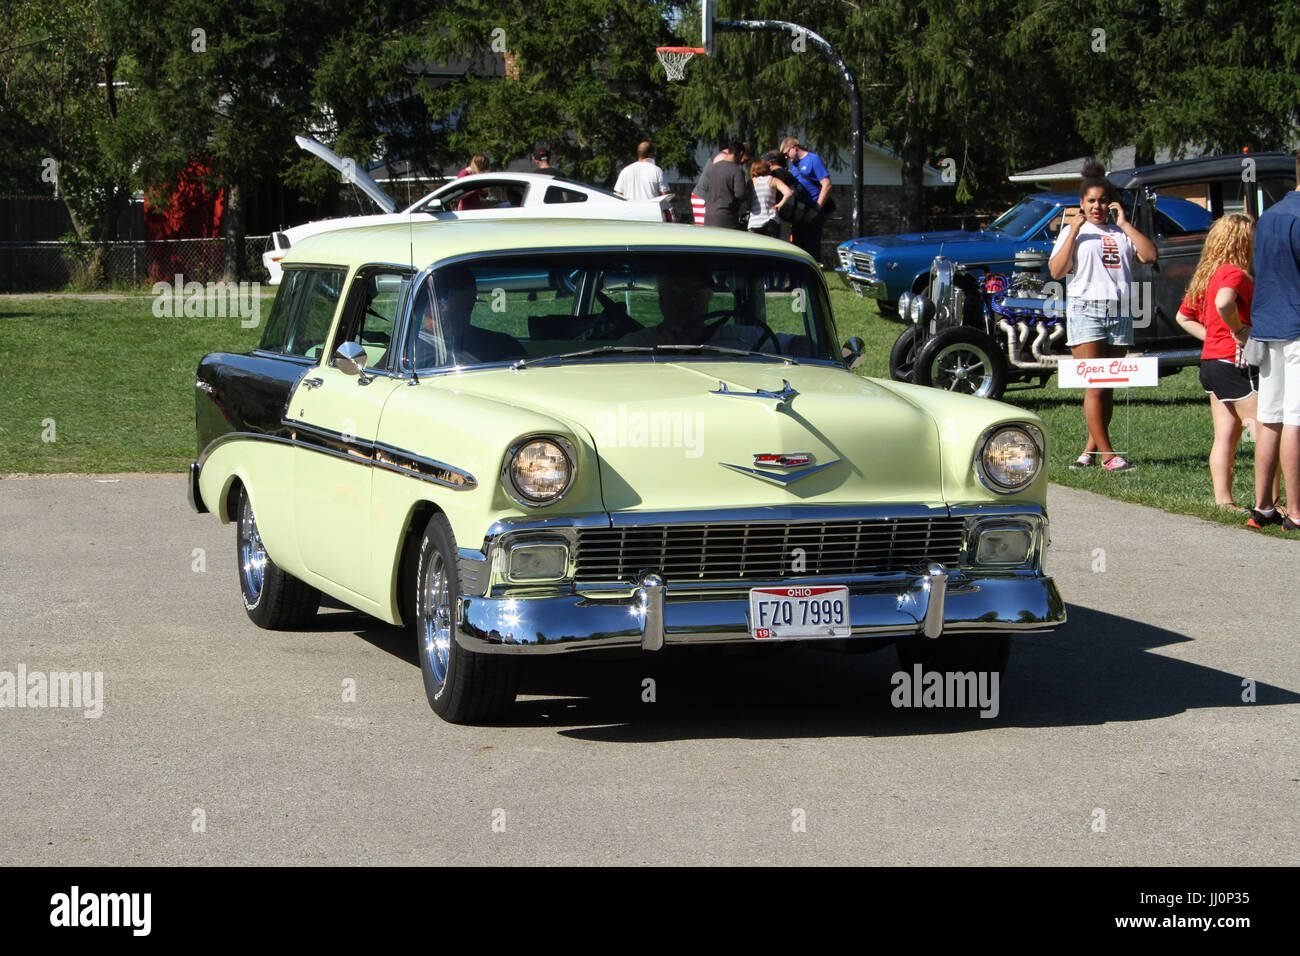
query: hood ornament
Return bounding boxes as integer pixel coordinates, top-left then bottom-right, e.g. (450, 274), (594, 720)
(721, 453), (838, 486)
(711, 379), (798, 407)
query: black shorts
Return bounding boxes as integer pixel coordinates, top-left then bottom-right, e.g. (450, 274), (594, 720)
(1199, 359), (1258, 402)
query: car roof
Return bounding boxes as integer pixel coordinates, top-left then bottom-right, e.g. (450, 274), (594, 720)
(282, 219), (817, 271)
(438, 171), (617, 193)
(1109, 151), (1295, 189)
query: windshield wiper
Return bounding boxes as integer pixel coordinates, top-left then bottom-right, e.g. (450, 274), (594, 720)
(512, 342), (799, 370)
(651, 343), (797, 364)
(512, 345), (655, 369)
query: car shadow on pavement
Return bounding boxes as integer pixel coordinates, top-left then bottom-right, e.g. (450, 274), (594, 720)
(337, 601), (1297, 739)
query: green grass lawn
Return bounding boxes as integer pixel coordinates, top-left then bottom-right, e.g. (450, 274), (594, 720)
(0, 293), (264, 472)
(0, 281), (1291, 538)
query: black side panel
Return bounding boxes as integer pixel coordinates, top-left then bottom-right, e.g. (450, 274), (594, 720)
(195, 351), (311, 455)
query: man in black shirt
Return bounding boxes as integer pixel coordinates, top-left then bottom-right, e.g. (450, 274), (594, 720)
(702, 141), (748, 229)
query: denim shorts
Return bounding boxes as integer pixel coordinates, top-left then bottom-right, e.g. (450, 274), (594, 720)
(1066, 299), (1133, 347)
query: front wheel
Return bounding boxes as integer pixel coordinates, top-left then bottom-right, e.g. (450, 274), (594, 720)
(913, 326), (1008, 400)
(415, 513), (518, 724)
(895, 633), (1012, 675)
(236, 486), (320, 628)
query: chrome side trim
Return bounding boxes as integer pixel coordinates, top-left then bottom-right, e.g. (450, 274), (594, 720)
(196, 427), (476, 491)
(374, 441), (477, 489)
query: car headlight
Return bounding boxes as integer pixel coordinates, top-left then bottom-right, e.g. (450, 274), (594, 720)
(975, 424), (1044, 493)
(898, 291), (914, 319)
(962, 516), (1041, 568)
(909, 293), (926, 324)
(503, 436), (574, 506)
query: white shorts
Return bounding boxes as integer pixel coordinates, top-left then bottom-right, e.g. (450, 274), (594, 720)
(1256, 338), (1300, 426)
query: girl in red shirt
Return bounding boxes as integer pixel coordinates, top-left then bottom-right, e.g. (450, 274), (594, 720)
(1175, 213), (1259, 509)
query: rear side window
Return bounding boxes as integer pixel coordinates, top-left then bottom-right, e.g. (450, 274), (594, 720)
(262, 268), (346, 359)
(544, 186), (588, 204)
(259, 270), (307, 351)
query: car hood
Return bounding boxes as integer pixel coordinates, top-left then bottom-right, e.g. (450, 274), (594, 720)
(850, 230), (1000, 251)
(295, 135), (397, 214)
(441, 361), (946, 513)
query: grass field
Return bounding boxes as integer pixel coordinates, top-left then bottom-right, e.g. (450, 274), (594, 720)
(0, 282), (1291, 538)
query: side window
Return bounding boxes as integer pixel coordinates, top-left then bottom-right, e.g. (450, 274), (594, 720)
(1044, 207), (1078, 239)
(544, 186), (588, 204)
(259, 270), (307, 352)
(283, 269), (346, 360)
(1156, 181), (1212, 214)
(335, 270), (411, 371)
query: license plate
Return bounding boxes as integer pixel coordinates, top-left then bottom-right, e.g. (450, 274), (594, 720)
(749, 586), (851, 640)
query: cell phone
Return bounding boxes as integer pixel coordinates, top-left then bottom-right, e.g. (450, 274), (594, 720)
(1106, 207), (1118, 225)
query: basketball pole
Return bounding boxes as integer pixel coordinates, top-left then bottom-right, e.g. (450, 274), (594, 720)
(715, 19), (863, 239)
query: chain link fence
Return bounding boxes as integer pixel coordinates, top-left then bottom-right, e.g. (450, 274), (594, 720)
(0, 236), (272, 292)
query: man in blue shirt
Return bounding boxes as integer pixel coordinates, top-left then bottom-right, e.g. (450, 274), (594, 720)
(1247, 149), (1300, 531)
(780, 136), (833, 263)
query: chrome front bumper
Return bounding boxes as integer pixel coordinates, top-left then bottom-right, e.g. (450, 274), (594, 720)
(456, 567), (1065, 655)
(846, 276), (887, 299)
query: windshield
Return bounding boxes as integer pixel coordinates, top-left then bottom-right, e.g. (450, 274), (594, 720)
(986, 198), (1054, 236)
(402, 252), (837, 371)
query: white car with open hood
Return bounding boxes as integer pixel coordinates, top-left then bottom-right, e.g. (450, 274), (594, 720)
(263, 137), (673, 284)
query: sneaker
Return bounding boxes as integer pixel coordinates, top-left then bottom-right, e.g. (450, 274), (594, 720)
(1247, 508), (1283, 528)
(1069, 453), (1095, 469)
(1284, 515), (1300, 532)
(1102, 455), (1136, 472)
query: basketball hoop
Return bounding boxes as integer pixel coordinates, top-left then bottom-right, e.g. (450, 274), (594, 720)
(655, 46), (706, 81)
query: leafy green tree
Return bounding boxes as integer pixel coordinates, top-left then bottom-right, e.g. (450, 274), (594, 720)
(408, 0), (695, 184)
(0, 0), (142, 281)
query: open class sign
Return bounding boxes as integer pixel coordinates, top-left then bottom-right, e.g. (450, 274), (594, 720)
(1057, 355), (1159, 388)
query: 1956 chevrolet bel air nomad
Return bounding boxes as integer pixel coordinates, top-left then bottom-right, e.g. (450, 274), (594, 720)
(189, 219), (1065, 723)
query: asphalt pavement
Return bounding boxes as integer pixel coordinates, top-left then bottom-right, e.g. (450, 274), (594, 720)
(0, 474), (1295, 865)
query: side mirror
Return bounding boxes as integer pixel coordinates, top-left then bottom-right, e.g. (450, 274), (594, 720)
(424, 198), (444, 213)
(334, 341), (373, 383)
(842, 336), (865, 371)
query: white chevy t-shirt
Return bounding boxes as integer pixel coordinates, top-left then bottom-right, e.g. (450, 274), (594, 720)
(1051, 222), (1135, 301)
(614, 160), (670, 201)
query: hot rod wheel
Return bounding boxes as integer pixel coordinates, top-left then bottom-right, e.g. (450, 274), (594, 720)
(913, 327), (1008, 400)
(415, 513), (518, 724)
(889, 324), (922, 382)
(236, 486), (321, 628)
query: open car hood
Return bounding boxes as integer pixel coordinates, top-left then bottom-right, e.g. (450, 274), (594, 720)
(295, 135), (397, 214)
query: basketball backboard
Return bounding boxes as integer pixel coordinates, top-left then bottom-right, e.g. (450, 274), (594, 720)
(702, 0), (714, 55)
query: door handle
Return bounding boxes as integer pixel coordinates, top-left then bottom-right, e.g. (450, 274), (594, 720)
(301, 377), (324, 390)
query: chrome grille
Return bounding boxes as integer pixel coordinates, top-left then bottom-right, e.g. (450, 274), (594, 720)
(574, 518), (965, 584)
(851, 252), (876, 277)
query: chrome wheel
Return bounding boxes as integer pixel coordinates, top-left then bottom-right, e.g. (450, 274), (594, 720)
(930, 343), (995, 396)
(239, 496), (267, 600)
(420, 550), (453, 685)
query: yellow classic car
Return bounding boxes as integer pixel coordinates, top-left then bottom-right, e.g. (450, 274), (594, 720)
(189, 219), (1065, 723)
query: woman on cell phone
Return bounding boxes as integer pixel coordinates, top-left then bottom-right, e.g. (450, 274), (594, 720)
(1050, 160), (1158, 472)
